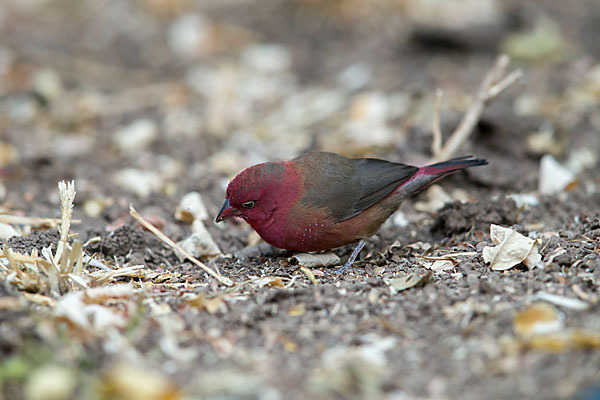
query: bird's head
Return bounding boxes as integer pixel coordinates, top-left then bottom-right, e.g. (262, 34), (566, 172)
(215, 162), (293, 227)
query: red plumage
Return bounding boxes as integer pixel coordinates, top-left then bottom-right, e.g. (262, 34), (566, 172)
(216, 152), (486, 262)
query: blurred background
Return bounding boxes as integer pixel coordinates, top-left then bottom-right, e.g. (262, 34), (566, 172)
(0, 0), (598, 218)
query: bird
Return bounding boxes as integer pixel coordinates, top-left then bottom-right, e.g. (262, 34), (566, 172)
(216, 151), (487, 273)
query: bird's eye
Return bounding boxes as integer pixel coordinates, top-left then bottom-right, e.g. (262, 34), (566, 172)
(242, 200), (256, 208)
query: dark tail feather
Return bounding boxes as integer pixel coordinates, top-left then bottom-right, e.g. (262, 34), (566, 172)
(394, 156), (487, 198)
(422, 156), (488, 175)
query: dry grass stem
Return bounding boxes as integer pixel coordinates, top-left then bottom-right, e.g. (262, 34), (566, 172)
(299, 265), (319, 285)
(431, 54), (523, 162)
(0, 181), (126, 295)
(55, 181), (76, 264)
(129, 205), (233, 287)
(0, 215), (80, 228)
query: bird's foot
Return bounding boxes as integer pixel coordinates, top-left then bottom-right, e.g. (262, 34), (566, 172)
(329, 240), (366, 275)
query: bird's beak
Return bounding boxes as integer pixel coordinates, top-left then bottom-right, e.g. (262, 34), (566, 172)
(215, 198), (241, 222)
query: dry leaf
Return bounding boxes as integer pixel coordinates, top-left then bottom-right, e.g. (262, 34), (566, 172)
(291, 253), (340, 268)
(175, 191), (209, 223)
(384, 272), (431, 295)
(538, 154), (576, 195)
(513, 303), (600, 352)
(423, 259), (457, 272)
(525, 329), (600, 352)
(288, 303), (306, 317)
(54, 291), (129, 332)
(101, 362), (180, 400)
(185, 293), (227, 314)
(280, 335), (298, 352)
(405, 241), (432, 251)
(177, 220), (222, 258)
(514, 303), (563, 337)
(443, 297), (491, 321)
(266, 278), (285, 288)
(482, 224), (541, 270)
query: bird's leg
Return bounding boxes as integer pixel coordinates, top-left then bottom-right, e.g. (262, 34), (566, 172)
(331, 240), (366, 274)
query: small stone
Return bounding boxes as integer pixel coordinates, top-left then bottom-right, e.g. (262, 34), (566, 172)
(0, 222), (20, 239)
(24, 365), (75, 400)
(241, 44), (291, 74)
(113, 168), (163, 198)
(113, 119), (158, 154)
(0, 141), (19, 166)
(32, 69), (63, 102)
(83, 197), (112, 218)
(168, 14), (212, 59)
(338, 63), (372, 91)
(3, 95), (39, 124)
(390, 211), (409, 228)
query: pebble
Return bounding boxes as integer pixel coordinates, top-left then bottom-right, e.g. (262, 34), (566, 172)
(0, 222), (20, 239)
(241, 44), (291, 73)
(168, 14), (212, 59)
(338, 63), (372, 91)
(24, 364), (75, 400)
(112, 168), (163, 198)
(113, 119), (158, 154)
(32, 68), (63, 102)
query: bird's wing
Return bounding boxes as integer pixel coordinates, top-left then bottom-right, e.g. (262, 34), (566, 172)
(297, 153), (418, 222)
(337, 157), (418, 221)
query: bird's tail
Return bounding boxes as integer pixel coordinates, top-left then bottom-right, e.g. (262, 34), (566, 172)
(394, 156), (487, 199)
(420, 155), (488, 176)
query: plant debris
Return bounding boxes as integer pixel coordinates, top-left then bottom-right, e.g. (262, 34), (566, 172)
(482, 224), (542, 270)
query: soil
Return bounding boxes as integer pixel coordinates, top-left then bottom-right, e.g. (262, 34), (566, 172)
(1, 0), (600, 399)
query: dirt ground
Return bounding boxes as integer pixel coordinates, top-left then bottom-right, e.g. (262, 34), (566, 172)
(1, 0), (600, 399)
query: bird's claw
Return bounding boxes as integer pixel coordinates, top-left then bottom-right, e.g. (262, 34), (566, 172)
(329, 261), (353, 275)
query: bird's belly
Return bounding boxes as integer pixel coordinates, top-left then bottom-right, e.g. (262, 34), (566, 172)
(281, 213), (386, 252)
(255, 196), (401, 252)
(287, 222), (350, 252)
(255, 219), (354, 253)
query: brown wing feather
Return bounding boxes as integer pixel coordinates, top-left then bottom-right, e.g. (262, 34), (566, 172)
(296, 152), (418, 222)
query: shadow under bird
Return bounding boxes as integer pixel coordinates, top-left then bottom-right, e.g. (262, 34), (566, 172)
(216, 151), (487, 273)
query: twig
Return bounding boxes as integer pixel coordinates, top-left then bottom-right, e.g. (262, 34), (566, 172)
(129, 205), (233, 287)
(431, 89), (443, 157)
(431, 54), (523, 162)
(486, 69), (523, 100)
